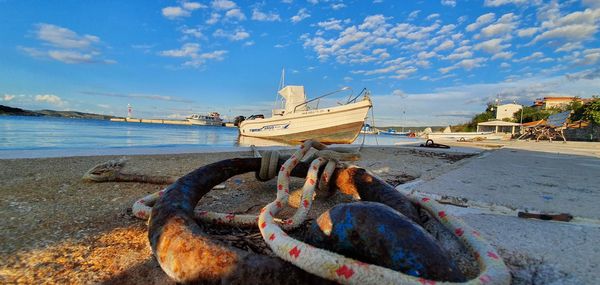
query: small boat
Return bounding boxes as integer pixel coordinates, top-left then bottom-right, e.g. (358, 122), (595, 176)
(239, 85), (372, 144)
(360, 124), (377, 134)
(422, 126), (505, 140)
(187, 112), (223, 126)
(378, 128), (410, 136)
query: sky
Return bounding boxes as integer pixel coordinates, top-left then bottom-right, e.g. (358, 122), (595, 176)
(1, 0), (599, 126)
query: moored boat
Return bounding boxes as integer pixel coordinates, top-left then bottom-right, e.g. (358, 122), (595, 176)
(239, 85), (372, 144)
(187, 112), (223, 126)
(360, 124), (378, 134)
(378, 128), (410, 136)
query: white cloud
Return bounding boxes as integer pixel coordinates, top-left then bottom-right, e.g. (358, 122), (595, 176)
(182, 2), (206, 10)
(252, 9), (281, 21)
(225, 8), (246, 21)
(445, 50), (472, 60)
(517, 27), (538, 37)
(466, 13), (495, 32)
(556, 42), (583, 52)
(514, 51), (544, 62)
(491, 51), (514, 60)
(331, 3), (346, 10)
(181, 27), (203, 39)
(474, 38), (509, 53)
(434, 40), (454, 51)
(359, 15), (389, 30)
(441, 0), (456, 7)
(48, 50), (95, 64)
(438, 24), (456, 35)
(159, 43), (200, 57)
(291, 8), (310, 23)
(21, 24), (113, 64)
(162, 6), (191, 19)
(484, 0), (529, 7)
(35, 94), (64, 106)
(211, 0), (237, 10)
(36, 23), (99, 49)
(3, 94), (16, 101)
(426, 13), (440, 21)
(457, 57), (486, 70)
(317, 19), (344, 30)
(582, 0), (600, 8)
(206, 13), (221, 25)
(580, 48), (600, 65)
(408, 10), (420, 20)
(159, 43), (227, 68)
(392, 89), (407, 97)
(418, 51), (437, 59)
(213, 28), (250, 41)
(199, 50), (227, 60)
(532, 24), (597, 43)
(479, 13), (518, 38)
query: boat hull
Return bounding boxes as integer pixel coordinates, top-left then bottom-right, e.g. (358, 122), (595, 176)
(188, 119), (223, 126)
(239, 99), (371, 144)
(425, 132), (506, 140)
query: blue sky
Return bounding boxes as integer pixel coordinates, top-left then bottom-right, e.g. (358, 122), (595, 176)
(1, 0), (599, 125)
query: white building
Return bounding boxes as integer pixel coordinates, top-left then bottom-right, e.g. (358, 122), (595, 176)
(477, 120), (522, 134)
(495, 103), (522, 120)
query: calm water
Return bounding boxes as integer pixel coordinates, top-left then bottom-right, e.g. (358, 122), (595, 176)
(0, 116), (419, 158)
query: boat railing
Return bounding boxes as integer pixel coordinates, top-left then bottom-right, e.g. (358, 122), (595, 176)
(292, 86), (354, 113)
(347, 88), (368, 104)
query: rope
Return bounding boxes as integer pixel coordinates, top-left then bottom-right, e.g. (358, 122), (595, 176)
(131, 141), (510, 284)
(131, 141), (343, 229)
(257, 140), (510, 285)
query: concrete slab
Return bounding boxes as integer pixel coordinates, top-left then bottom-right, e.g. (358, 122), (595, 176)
(413, 147), (600, 219)
(459, 213), (600, 285)
(404, 141), (600, 284)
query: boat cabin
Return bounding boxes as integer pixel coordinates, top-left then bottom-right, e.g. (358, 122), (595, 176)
(273, 86), (308, 116)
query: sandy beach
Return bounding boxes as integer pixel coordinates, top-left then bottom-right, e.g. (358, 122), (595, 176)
(2, 140), (600, 284)
(1, 146), (479, 284)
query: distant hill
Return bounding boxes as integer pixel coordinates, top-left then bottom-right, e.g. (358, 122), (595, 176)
(0, 105), (120, 120)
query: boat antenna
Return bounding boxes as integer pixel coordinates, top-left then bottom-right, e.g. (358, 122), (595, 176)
(279, 68), (285, 90)
(274, 68), (285, 110)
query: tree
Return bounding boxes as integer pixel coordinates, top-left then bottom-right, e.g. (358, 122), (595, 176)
(514, 106), (552, 123)
(582, 97), (600, 124)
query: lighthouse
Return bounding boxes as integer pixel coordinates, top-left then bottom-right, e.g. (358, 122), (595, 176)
(127, 104), (132, 119)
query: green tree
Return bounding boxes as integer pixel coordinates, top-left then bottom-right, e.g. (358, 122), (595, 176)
(514, 106), (551, 123)
(582, 97), (600, 124)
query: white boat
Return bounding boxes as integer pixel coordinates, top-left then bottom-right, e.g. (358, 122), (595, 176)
(187, 112), (223, 126)
(422, 126), (505, 140)
(378, 128), (410, 136)
(239, 85), (372, 144)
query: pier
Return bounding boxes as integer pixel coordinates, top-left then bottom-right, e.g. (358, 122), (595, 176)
(110, 118), (193, 125)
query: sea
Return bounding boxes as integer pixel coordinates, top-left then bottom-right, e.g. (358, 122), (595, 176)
(0, 116), (421, 159)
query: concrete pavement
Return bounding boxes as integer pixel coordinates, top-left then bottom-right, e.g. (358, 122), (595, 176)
(399, 141), (600, 284)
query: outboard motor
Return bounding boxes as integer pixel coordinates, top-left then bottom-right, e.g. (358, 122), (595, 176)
(234, 116), (245, 127)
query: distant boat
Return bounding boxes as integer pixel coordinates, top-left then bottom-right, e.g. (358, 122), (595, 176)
(238, 85), (372, 144)
(360, 123), (377, 134)
(422, 126), (504, 140)
(378, 128), (410, 136)
(187, 112), (223, 126)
